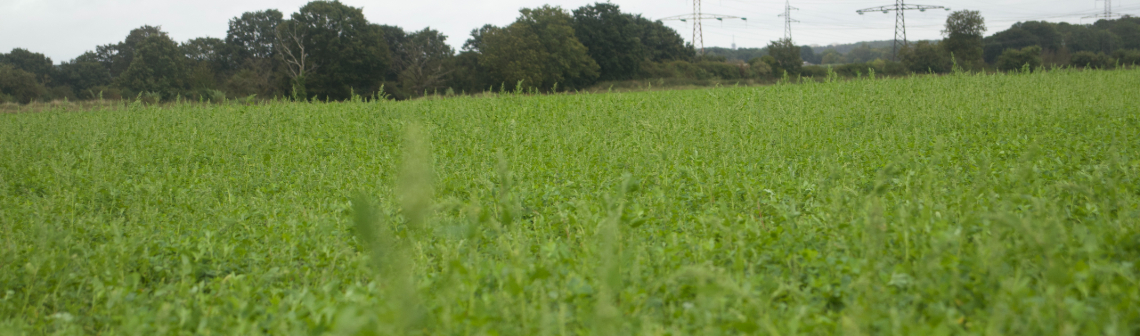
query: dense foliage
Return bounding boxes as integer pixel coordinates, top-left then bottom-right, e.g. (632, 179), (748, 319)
(941, 10), (986, 69)
(2, 69), (1138, 334)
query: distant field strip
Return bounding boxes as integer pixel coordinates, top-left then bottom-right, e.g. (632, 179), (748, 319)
(2, 69), (1139, 334)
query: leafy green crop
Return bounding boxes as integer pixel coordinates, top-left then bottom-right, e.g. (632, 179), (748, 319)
(2, 69), (1138, 335)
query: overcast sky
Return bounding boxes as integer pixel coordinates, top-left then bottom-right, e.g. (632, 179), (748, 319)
(1, 0), (1134, 63)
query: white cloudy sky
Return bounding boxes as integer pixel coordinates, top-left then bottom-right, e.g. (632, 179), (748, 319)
(1, 0), (1133, 63)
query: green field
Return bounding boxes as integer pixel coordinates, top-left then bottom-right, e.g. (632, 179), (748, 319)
(2, 69), (1139, 335)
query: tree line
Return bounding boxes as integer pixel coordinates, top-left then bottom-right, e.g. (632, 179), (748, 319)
(0, 1), (698, 104)
(2, 3), (1139, 104)
(708, 13), (1140, 76)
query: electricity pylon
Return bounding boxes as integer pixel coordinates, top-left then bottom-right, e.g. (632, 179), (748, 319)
(1084, 0), (1119, 20)
(778, 0), (799, 40)
(660, 0), (748, 55)
(857, 1), (950, 60)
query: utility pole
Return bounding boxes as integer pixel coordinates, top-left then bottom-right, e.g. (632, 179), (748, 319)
(778, 0), (799, 40)
(857, 1), (950, 60)
(660, 1), (748, 56)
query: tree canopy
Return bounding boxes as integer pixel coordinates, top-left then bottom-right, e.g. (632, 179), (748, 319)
(283, 0), (390, 100)
(942, 10), (986, 68)
(226, 10), (283, 62)
(767, 38), (802, 76)
(572, 3), (646, 81)
(479, 6), (599, 91)
(0, 48), (56, 84)
(115, 32), (189, 98)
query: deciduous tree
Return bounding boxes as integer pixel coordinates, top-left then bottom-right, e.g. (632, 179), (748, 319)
(280, 1), (390, 100)
(635, 16), (693, 62)
(0, 48), (56, 85)
(59, 52), (112, 95)
(766, 38), (802, 76)
(572, 3), (645, 81)
(480, 6), (599, 90)
(95, 26), (167, 78)
(942, 10), (986, 68)
(226, 10), (283, 62)
(115, 33), (190, 98)
(0, 64), (47, 103)
(397, 28), (455, 96)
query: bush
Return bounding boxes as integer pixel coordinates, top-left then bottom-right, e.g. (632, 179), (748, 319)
(637, 59), (778, 81)
(135, 91), (163, 104)
(997, 46), (1043, 72)
(832, 63), (876, 77)
(190, 89), (227, 103)
(747, 58), (773, 78)
(47, 86), (76, 101)
(82, 85), (124, 100)
(696, 61), (742, 80)
(900, 41), (950, 74)
(637, 61), (714, 80)
(669, 61), (713, 80)
(1071, 51), (1113, 68)
(801, 65), (829, 77)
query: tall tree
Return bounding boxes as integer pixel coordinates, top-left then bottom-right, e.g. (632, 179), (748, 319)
(226, 10), (283, 62)
(572, 3), (645, 81)
(1108, 18), (1140, 50)
(280, 1), (390, 100)
(378, 25), (410, 81)
(397, 28), (455, 96)
(480, 6), (599, 90)
(942, 10), (986, 68)
(0, 64), (47, 103)
(0, 48), (56, 85)
(634, 16), (693, 62)
(115, 33), (190, 98)
(450, 25), (499, 93)
(59, 52), (112, 95)
(182, 37), (231, 91)
(766, 38), (802, 76)
(462, 25), (497, 54)
(225, 10), (284, 97)
(95, 26), (167, 78)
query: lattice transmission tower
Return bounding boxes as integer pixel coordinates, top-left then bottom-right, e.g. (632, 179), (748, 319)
(1084, 0), (1120, 20)
(778, 0), (799, 40)
(660, 0), (748, 55)
(857, 0), (950, 60)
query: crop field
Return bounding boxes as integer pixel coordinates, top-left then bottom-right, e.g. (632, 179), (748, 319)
(2, 69), (1139, 335)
